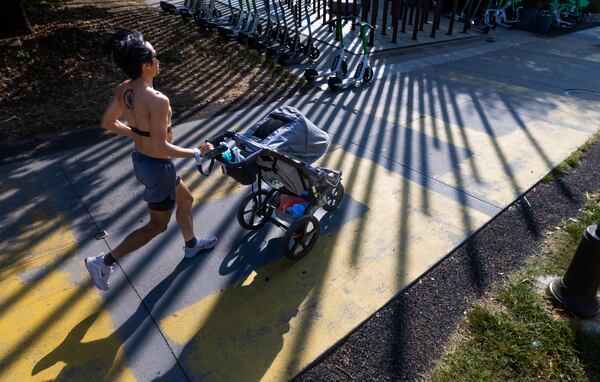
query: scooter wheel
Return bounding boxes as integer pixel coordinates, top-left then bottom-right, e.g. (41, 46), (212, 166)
(482, 26), (490, 34)
(328, 76), (343, 91)
(255, 42), (267, 53)
(212, 8), (222, 17)
(304, 68), (318, 84)
(309, 47), (320, 60)
(193, 10), (202, 22)
(363, 67), (374, 84)
(265, 48), (278, 60)
(282, 215), (320, 260)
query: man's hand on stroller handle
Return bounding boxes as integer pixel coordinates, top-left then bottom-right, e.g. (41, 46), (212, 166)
(198, 142), (214, 156)
(199, 141), (230, 161)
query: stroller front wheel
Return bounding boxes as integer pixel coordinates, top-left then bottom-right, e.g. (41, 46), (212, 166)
(323, 183), (344, 212)
(237, 191), (272, 230)
(283, 215), (320, 260)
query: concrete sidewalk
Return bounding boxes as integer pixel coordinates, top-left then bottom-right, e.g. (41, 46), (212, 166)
(0, 26), (598, 381)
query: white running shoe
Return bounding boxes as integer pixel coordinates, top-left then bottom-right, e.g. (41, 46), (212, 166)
(184, 236), (218, 258)
(85, 254), (114, 290)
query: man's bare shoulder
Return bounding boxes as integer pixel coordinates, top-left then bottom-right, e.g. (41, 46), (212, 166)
(145, 89), (170, 108)
(115, 80), (132, 93)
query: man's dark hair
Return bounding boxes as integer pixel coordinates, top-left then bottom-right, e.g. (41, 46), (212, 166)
(103, 28), (153, 79)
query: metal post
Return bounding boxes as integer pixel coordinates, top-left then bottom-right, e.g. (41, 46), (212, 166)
(447, 0), (458, 35)
(401, 0), (409, 32)
(392, 0), (400, 42)
(362, 0), (370, 21)
(419, 0), (430, 29)
(369, 0), (379, 45)
(547, 224), (600, 318)
(382, 0), (390, 34)
(431, 0), (443, 37)
(412, 0), (421, 39)
(462, 0), (473, 32)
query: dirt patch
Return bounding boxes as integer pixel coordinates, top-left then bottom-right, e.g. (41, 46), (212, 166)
(0, 0), (308, 147)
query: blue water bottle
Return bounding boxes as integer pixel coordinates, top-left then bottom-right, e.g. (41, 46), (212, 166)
(289, 203), (307, 217)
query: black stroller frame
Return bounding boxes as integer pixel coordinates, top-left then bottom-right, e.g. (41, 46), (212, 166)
(200, 130), (344, 260)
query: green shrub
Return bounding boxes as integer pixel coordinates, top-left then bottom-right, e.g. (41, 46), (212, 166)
(587, 0), (600, 12)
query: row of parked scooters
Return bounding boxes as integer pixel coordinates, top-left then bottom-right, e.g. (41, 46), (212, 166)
(158, 0), (375, 90)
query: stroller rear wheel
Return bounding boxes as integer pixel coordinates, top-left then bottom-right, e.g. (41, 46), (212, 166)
(283, 215), (320, 260)
(237, 191), (273, 230)
(323, 183), (344, 212)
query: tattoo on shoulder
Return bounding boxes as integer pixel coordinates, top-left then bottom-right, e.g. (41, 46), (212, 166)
(123, 89), (134, 111)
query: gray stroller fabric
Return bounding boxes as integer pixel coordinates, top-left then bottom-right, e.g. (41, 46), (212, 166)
(241, 106), (329, 164)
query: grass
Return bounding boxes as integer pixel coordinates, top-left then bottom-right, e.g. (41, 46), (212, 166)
(542, 131), (600, 183)
(430, 191), (600, 382)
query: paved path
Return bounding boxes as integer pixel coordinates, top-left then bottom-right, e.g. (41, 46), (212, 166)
(0, 17), (598, 382)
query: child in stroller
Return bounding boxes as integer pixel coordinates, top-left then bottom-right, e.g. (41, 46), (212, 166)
(197, 106), (344, 260)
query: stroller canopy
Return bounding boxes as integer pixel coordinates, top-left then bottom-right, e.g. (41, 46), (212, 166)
(240, 106), (329, 164)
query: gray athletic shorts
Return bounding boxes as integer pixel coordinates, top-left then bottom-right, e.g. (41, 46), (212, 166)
(131, 151), (180, 211)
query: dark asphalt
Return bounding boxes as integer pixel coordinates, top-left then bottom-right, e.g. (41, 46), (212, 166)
(294, 137), (600, 381)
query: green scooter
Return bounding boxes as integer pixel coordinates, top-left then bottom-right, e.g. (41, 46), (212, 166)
(327, 22), (374, 91)
(303, 17), (351, 84)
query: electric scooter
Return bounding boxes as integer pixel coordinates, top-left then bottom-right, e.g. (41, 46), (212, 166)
(278, 0), (318, 65)
(218, 0), (249, 38)
(248, 0), (274, 49)
(266, 0), (291, 60)
(181, 0), (214, 22)
(303, 17), (351, 84)
(255, 0), (287, 54)
(237, 0), (262, 44)
(191, 0), (233, 28)
(295, 1), (321, 61)
(483, 0), (522, 28)
(160, 0), (198, 15)
(327, 22), (374, 91)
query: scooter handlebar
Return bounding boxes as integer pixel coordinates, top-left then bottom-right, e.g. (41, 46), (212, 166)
(328, 16), (358, 26)
(353, 21), (374, 30)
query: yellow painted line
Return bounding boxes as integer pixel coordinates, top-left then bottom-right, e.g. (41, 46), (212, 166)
(0, 208), (136, 381)
(159, 147), (490, 381)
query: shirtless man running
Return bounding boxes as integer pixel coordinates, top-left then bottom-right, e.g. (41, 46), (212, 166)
(85, 29), (216, 290)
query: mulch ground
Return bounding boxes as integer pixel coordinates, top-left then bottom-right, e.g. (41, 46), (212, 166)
(0, 0), (306, 160)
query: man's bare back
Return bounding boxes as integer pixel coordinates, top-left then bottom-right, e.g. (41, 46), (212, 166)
(115, 81), (174, 159)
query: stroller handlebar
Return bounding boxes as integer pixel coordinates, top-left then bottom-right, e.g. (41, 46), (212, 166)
(201, 131), (237, 159)
(206, 130), (236, 146)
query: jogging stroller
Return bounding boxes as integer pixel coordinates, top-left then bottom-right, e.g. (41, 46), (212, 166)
(197, 106), (344, 260)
